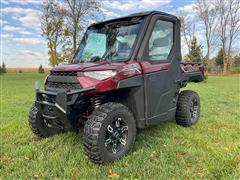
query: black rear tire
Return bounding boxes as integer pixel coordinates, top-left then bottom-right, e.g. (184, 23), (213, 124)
(28, 105), (62, 138)
(175, 90), (200, 127)
(83, 102), (136, 164)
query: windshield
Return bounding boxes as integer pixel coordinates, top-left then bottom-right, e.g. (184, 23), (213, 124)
(73, 18), (143, 63)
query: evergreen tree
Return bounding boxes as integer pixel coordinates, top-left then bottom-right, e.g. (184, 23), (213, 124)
(0, 65), (2, 75)
(38, 65), (45, 74)
(2, 62), (7, 73)
(215, 48), (224, 68)
(186, 36), (203, 62)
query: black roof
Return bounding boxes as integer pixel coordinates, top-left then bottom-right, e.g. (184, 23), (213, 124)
(90, 11), (178, 27)
(128, 11), (177, 18)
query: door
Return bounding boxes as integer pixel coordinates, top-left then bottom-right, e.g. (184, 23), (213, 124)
(140, 16), (181, 125)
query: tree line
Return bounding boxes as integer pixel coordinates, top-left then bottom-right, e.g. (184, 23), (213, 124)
(179, 0), (240, 74)
(0, 63), (45, 75)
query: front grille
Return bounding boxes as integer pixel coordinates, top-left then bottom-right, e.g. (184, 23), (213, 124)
(46, 81), (81, 90)
(50, 71), (77, 76)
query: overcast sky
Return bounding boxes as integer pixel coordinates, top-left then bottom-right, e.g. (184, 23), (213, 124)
(1, 0), (239, 68)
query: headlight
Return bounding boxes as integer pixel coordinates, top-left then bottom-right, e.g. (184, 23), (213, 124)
(83, 70), (117, 80)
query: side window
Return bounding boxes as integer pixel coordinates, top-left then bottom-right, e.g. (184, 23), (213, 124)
(148, 20), (174, 62)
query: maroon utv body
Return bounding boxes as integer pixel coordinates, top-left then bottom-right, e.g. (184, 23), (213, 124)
(29, 11), (204, 164)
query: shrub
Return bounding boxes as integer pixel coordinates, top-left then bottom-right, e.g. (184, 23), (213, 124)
(18, 69), (22, 73)
(38, 65), (45, 74)
(0, 62), (7, 75)
(229, 67), (240, 74)
(2, 62), (7, 73)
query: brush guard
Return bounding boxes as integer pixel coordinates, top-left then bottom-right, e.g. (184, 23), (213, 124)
(34, 81), (95, 130)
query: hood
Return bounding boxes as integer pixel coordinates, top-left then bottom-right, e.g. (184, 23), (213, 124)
(51, 62), (127, 72)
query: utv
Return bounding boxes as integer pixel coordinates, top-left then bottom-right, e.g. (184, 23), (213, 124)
(29, 11), (204, 164)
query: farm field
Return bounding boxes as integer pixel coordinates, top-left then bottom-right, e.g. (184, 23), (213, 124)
(0, 73), (239, 179)
(6, 68), (50, 73)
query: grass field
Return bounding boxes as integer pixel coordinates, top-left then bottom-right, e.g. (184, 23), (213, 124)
(6, 68), (50, 73)
(0, 73), (239, 179)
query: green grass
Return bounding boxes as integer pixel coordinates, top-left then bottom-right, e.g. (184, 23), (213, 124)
(0, 73), (240, 179)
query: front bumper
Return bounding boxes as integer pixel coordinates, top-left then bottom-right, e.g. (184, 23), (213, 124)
(34, 81), (95, 130)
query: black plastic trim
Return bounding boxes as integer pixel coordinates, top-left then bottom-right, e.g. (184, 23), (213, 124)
(117, 75), (143, 89)
(35, 86), (95, 130)
(180, 72), (204, 84)
(47, 76), (79, 83)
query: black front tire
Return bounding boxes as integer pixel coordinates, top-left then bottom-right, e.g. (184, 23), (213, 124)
(175, 90), (200, 127)
(83, 102), (136, 164)
(28, 105), (62, 138)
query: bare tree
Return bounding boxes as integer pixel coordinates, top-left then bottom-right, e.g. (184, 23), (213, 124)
(216, 0), (240, 74)
(195, 0), (218, 67)
(227, 0), (240, 70)
(41, 0), (66, 66)
(178, 14), (195, 54)
(65, 0), (103, 54)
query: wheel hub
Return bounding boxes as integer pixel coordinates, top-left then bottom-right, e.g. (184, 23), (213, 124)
(105, 117), (128, 154)
(190, 98), (199, 121)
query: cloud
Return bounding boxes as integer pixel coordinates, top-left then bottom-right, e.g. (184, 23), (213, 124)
(103, 1), (135, 11)
(116, 1), (135, 11)
(13, 37), (44, 45)
(0, 19), (8, 25)
(1, 0), (42, 5)
(101, 8), (120, 18)
(1, 7), (42, 28)
(3, 49), (49, 68)
(1, 7), (34, 14)
(2, 25), (31, 35)
(103, 0), (172, 11)
(21, 50), (42, 57)
(178, 4), (196, 13)
(19, 13), (41, 28)
(139, 0), (171, 8)
(1, 34), (14, 39)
